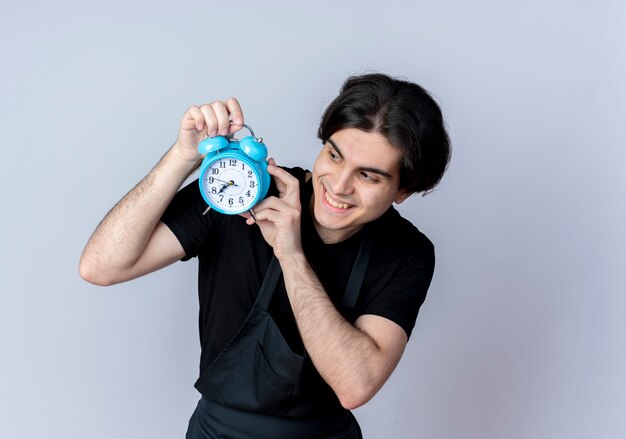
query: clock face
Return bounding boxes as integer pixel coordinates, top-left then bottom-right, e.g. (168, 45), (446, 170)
(200, 155), (260, 213)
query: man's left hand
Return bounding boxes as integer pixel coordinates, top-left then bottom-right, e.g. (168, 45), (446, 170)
(241, 159), (303, 262)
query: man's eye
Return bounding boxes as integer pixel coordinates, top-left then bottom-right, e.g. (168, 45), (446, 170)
(328, 150), (340, 161)
(361, 172), (378, 183)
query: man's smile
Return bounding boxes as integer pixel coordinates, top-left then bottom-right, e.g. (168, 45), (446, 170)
(322, 185), (355, 211)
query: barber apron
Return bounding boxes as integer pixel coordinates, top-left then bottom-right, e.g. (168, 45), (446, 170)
(186, 233), (372, 439)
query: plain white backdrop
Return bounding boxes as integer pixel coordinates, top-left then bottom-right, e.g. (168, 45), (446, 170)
(1, 1), (625, 438)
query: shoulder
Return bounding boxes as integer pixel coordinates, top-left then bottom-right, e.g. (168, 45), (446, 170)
(366, 207), (436, 290)
(372, 207), (434, 257)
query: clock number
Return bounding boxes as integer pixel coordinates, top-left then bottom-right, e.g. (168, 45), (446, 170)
(229, 159), (237, 166)
(246, 190), (251, 197)
(208, 177), (214, 184)
(228, 198), (233, 206)
(219, 195), (224, 202)
(247, 170), (253, 178)
(211, 187), (217, 194)
(219, 161), (226, 169)
(212, 168), (219, 175)
(249, 181), (255, 188)
(239, 197), (244, 204)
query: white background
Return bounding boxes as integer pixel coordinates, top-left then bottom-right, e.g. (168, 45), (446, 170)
(1, 1), (625, 438)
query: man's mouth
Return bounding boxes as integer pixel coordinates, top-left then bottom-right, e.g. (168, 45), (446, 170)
(324, 187), (353, 210)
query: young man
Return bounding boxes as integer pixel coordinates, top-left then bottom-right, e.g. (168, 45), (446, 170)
(80, 73), (451, 438)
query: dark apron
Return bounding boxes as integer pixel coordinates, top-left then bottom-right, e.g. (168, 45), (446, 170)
(186, 233), (372, 439)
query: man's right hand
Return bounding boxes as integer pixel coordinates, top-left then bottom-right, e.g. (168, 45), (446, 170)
(173, 98), (245, 163)
(79, 98), (244, 286)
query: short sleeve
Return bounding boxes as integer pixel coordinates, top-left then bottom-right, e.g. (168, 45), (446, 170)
(360, 236), (435, 339)
(160, 179), (218, 261)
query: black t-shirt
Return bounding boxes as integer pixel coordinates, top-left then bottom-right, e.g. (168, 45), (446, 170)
(161, 167), (435, 394)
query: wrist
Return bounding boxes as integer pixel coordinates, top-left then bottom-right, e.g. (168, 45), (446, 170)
(277, 249), (307, 267)
(167, 143), (203, 173)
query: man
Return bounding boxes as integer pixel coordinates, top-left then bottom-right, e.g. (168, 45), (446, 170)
(80, 72), (451, 438)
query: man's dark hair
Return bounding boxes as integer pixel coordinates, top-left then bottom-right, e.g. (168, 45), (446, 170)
(318, 73), (451, 195)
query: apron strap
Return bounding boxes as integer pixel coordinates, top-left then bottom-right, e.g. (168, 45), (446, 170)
(255, 229), (374, 313)
(341, 230), (373, 311)
(253, 256), (282, 312)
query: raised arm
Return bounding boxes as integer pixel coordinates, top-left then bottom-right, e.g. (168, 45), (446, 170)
(79, 99), (244, 285)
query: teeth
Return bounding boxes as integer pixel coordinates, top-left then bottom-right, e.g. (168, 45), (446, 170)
(325, 190), (351, 209)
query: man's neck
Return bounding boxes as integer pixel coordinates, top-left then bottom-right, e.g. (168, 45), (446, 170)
(307, 192), (362, 245)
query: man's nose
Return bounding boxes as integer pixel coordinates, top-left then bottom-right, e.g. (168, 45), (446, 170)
(333, 169), (354, 195)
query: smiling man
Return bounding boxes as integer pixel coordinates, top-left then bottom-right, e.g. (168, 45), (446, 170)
(80, 73), (451, 438)
(310, 128), (409, 243)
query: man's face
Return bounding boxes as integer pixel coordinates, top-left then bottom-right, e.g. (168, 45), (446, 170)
(310, 128), (408, 243)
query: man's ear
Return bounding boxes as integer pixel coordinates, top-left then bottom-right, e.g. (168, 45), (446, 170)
(394, 190), (411, 204)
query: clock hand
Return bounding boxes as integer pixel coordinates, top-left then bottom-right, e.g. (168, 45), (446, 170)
(218, 180), (239, 194)
(214, 178), (233, 185)
(203, 181), (234, 215)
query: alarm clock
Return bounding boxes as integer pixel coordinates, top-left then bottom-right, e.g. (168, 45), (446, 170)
(197, 124), (271, 215)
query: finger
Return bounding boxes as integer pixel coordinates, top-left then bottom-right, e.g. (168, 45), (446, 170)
(253, 195), (293, 213)
(249, 206), (284, 224)
(211, 101), (231, 136)
(224, 97), (244, 134)
(239, 211), (255, 225)
(267, 162), (300, 201)
(183, 105), (206, 132)
(199, 104), (218, 137)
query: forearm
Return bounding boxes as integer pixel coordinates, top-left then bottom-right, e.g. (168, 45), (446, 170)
(80, 144), (201, 279)
(279, 253), (385, 409)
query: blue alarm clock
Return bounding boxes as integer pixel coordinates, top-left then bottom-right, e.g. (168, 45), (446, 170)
(197, 124), (270, 216)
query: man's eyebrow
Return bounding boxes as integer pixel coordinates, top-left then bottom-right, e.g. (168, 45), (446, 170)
(327, 138), (394, 179)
